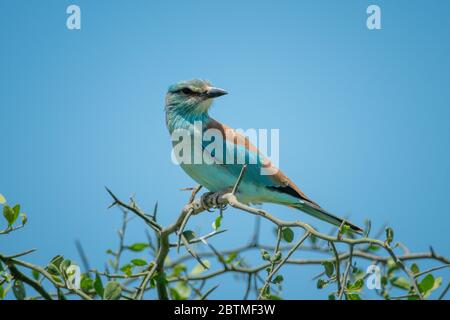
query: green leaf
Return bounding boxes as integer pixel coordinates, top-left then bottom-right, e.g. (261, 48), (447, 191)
(212, 215), (222, 230)
(121, 264), (133, 276)
(411, 263), (420, 275)
(368, 245), (380, 252)
(60, 259), (71, 274)
(427, 276), (442, 298)
(420, 276), (442, 299)
(170, 287), (182, 300)
(225, 252), (238, 264)
(131, 258), (147, 267)
(80, 274), (93, 292)
(12, 204), (20, 222)
(431, 277), (442, 291)
(272, 275), (284, 284)
(317, 279), (326, 289)
(282, 227), (294, 243)
(328, 293), (336, 300)
(191, 260), (211, 275)
(3, 205), (15, 226)
(322, 261), (334, 278)
(94, 272), (104, 297)
(346, 293), (361, 300)
(103, 281), (122, 300)
(12, 280), (26, 300)
(47, 256), (64, 276)
(338, 224), (351, 237)
(0, 193), (6, 204)
(172, 281), (191, 300)
(171, 264), (187, 277)
(266, 294), (282, 300)
(385, 227), (394, 245)
(127, 243), (149, 252)
(272, 252), (282, 263)
(182, 230), (196, 242)
(49, 255), (64, 269)
(47, 264), (61, 276)
(260, 249), (270, 261)
(419, 274), (435, 293)
(20, 213), (27, 226)
(32, 269), (40, 281)
(347, 279), (364, 292)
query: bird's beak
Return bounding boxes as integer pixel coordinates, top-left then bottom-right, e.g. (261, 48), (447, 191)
(206, 87), (228, 98)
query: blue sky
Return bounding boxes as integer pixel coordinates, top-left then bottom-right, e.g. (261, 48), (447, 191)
(1, 0), (449, 299)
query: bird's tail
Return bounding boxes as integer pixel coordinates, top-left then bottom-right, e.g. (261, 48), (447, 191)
(291, 201), (363, 234)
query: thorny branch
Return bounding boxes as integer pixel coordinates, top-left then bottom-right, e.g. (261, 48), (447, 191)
(1, 167), (449, 300)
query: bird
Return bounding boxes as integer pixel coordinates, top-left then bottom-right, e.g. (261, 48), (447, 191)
(165, 79), (363, 233)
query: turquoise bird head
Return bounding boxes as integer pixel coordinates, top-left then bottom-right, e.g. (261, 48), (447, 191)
(165, 79), (228, 117)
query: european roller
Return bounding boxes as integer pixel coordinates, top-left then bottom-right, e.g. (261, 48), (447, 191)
(165, 79), (363, 233)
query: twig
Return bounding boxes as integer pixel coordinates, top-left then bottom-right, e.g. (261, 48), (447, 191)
(414, 264), (450, 278)
(0, 224), (26, 235)
(113, 208), (129, 273)
(265, 232), (310, 283)
(134, 262), (158, 300)
(180, 234), (209, 269)
(231, 165), (247, 195)
(1, 257), (53, 300)
(438, 282), (450, 300)
(338, 245), (354, 299)
(3, 249), (37, 259)
(243, 274), (253, 300)
(200, 284), (219, 300)
(169, 229), (227, 248)
(75, 240), (91, 274)
(329, 242), (342, 294)
(105, 187), (161, 232)
(258, 227), (283, 299)
(2, 256), (92, 300)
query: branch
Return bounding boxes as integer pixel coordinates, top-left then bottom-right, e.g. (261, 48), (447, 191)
(104, 167), (448, 301)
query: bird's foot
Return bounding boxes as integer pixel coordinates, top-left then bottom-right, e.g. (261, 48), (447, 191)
(200, 191), (228, 212)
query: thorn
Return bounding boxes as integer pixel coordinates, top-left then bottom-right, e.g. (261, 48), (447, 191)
(105, 186), (117, 200)
(152, 202), (158, 221)
(231, 164), (247, 195)
(180, 187), (195, 191)
(105, 186), (120, 209)
(430, 246), (436, 257)
(108, 201), (118, 209)
(176, 234), (182, 254)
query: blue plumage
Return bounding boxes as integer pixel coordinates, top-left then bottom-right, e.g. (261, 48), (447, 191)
(165, 79), (362, 233)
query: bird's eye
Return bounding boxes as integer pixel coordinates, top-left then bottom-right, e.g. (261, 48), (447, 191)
(181, 88), (194, 95)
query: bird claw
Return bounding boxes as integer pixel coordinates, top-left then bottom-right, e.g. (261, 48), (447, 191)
(200, 192), (214, 210)
(200, 192), (227, 212)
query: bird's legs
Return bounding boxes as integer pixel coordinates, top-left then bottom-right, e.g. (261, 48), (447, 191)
(199, 188), (233, 212)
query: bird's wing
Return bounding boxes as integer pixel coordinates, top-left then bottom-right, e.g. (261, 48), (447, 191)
(205, 118), (319, 206)
(265, 166), (320, 206)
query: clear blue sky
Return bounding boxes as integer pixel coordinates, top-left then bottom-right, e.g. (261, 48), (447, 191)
(1, 0), (449, 299)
